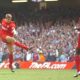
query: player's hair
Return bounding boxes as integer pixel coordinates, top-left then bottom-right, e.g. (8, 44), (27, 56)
(5, 13), (12, 18)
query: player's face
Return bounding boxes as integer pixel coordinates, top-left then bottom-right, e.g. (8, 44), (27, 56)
(6, 17), (12, 23)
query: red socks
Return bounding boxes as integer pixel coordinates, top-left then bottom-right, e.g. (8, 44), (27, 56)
(75, 55), (80, 72)
(9, 54), (13, 70)
(14, 41), (29, 50)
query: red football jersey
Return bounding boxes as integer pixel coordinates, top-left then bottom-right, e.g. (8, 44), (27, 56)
(1, 19), (16, 36)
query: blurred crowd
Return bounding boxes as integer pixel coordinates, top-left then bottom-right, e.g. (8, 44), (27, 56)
(0, 18), (78, 62)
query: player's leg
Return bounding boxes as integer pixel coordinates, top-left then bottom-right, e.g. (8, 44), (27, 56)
(6, 36), (29, 50)
(14, 41), (29, 50)
(7, 43), (14, 72)
(5, 36), (28, 72)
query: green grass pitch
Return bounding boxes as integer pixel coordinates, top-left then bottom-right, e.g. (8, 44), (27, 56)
(0, 69), (79, 80)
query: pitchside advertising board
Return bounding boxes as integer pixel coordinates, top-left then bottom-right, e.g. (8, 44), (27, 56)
(0, 61), (75, 70)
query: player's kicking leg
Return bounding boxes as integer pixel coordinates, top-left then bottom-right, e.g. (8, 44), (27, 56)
(5, 36), (31, 72)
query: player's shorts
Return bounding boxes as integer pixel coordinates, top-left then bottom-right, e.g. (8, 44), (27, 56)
(0, 29), (13, 44)
(0, 30), (8, 43)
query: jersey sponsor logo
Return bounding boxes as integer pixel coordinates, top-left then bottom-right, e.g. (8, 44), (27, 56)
(2, 26), (8, 30)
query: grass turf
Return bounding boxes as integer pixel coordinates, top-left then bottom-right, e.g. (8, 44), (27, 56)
(0, 69), (79, 80)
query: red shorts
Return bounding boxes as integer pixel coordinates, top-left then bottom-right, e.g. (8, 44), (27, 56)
(0, 29), (13, 43)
